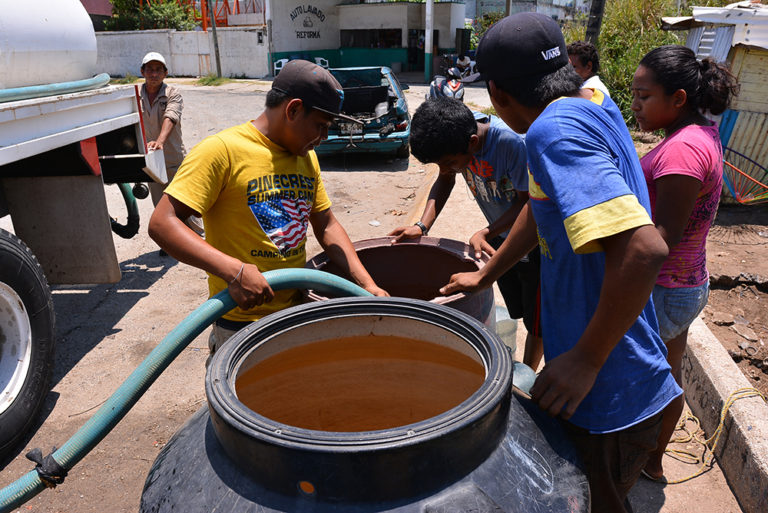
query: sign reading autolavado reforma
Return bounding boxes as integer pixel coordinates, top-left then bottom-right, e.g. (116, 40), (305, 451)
(289, 4), (326, 40)
(270, 0), (339, 56)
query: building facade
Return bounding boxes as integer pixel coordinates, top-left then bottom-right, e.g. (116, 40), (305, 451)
(270, 1), (466, 72)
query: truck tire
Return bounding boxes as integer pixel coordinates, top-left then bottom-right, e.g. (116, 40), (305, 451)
(0, 229), (55, 459)
(396, 143), (410, 159)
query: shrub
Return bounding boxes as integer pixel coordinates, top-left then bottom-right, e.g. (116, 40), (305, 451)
(197, 74), (231, 86)
(476, 0), (736, 125)
(106, 0), (199, 31)
(470, 12), (505, 49)
(561, 0), (683, 125)
(111, 73), (140, 84)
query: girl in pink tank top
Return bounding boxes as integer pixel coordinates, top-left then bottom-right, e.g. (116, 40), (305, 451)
(631, 44), (739, 482)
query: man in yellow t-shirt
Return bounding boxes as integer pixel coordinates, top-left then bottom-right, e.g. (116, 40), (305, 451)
(149, 60), (388, 356)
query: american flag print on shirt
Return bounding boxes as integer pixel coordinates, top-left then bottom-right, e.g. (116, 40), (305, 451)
(250, 196), (310, 254)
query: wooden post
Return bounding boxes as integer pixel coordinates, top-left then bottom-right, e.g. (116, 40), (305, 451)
(585, 0), (606, 45)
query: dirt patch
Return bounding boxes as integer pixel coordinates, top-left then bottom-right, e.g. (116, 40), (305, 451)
(632, 130), (664, 157)
(704, 203), (768, 397)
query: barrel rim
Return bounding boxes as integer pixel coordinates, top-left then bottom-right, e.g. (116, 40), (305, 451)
(206, 296), (512, 452)
(304, 237), (490, 305)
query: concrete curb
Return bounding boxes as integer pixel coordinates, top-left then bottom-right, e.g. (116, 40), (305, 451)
(684, 317), (768, 513)
(405, 164), (439, 226)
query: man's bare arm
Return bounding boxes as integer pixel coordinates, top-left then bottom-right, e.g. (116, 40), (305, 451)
(311, 208), (389, 296)
(389, 171), (456, 242)
(440, 201), (538, 295)
(468, 191), (529, 259)
(148, 194), (274, 309)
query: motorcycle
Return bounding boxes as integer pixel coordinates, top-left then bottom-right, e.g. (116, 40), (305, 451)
(455, 56), (477, 79)
(427, 66), (465, 101)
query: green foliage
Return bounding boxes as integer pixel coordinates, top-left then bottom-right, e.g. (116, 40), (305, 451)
(597, 0), (683, 125)
(105, 0), (199, 31)
(561, 0), (683, 125)
(196, 73), (232, 86)
(111, 73), (140, 84)
(105, 0), (140, 30)
(470, 12), (505, 49)
(561, 13), (588, 43)
(480, 105), (497, 117)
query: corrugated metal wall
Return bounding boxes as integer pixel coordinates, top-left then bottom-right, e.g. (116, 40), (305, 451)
(721, 47), (768, 159)
(719, 46), (768, 200)
(723, 111), (768, 169)
(688, 25), (735, 62)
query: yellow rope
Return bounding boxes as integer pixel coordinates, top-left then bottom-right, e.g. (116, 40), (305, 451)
(663, 387), (766, 484)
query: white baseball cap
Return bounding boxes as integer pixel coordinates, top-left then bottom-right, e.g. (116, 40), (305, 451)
(141, 52), (167, 68)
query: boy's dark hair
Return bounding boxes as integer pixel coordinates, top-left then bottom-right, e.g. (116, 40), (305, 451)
(493, 65), (583, 109)
(410, 98), (477, 164)
(265, 88), (290, 108)
(567, 41), (600, 75)
(640, 45), (739, 116)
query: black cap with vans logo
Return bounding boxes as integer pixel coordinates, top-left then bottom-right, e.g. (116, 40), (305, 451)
(271, 59), (361, 124)
(463, 13), (569, 83)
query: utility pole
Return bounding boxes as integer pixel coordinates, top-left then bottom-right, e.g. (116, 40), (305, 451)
(585, 0), (606, 45)
(208, 0), (223, 77)
(425, 0), (434, 84)
(266, 0), (275, 76)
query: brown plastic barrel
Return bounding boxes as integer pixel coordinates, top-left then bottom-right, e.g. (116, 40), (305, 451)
(305, 236), (495, 326)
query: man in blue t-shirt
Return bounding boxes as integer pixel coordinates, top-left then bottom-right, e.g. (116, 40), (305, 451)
(390, 97), (543, 366)
(442, 13), (682, 513)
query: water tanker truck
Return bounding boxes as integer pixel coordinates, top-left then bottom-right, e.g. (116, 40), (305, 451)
(0, 0), (164, 457)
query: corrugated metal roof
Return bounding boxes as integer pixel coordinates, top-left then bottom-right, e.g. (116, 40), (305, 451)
(693, 3), (768, 49)
(661, 16), (705, 30)
(684, 25), (736, 62)
(712, 25), (736, 61)
(698, 26), (718, 58)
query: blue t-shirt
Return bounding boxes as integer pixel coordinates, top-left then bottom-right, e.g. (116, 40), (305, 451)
(461, 114), (527, 237)
(526, 91), (682, 433)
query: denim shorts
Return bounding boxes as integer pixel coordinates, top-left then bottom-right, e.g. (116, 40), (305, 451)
(652, 282), (709, 342)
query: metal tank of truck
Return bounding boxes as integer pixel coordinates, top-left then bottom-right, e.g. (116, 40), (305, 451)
(0, 0), (164, 458)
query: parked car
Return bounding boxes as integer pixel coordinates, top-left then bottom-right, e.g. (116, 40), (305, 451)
(314, 66), (411, 158)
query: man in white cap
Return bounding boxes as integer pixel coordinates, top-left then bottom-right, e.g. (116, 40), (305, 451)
(140, 51), (203, 248)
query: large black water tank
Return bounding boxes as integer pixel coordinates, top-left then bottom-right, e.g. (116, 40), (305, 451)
(140, 298), (589, 512)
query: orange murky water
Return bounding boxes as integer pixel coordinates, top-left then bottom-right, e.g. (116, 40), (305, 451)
(235, 335), (485, 432)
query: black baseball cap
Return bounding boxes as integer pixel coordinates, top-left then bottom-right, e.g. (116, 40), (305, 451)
(271, 60), (361, 124)
(464, 13), (569, 83)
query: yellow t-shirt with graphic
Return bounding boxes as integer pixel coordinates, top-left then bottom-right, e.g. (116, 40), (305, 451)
(166, 121), (331, 322)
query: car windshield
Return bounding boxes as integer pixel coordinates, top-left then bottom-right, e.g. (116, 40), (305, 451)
(331, 68), (388, 88)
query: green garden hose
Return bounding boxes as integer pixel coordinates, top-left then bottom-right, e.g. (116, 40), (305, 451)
(0, 74), (111, 104)
(110, 183), (140, 239)
(0, 268), (371, 512)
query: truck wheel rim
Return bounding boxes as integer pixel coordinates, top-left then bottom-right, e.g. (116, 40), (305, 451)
(0, 282), (33, 415)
